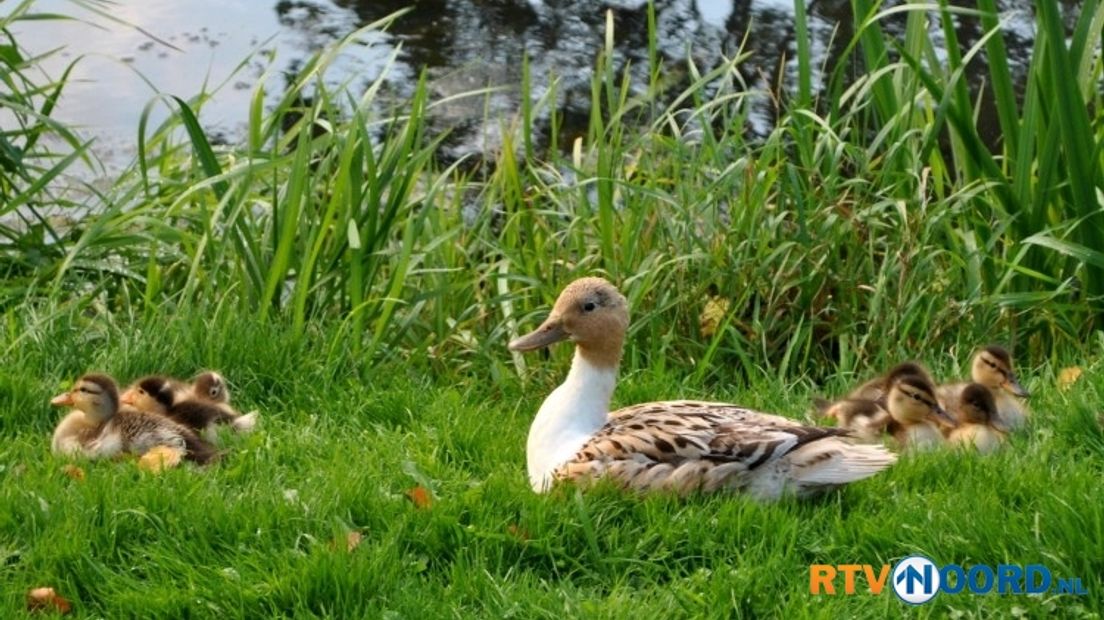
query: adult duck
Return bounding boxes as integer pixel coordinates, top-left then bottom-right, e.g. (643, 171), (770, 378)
(508, 277), (896, 500)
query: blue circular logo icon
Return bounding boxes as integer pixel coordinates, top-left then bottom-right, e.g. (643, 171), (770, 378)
(892, 555), (941, 604)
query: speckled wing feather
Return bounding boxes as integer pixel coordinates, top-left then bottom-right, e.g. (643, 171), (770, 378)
(113, 407), (219, 464)
(555, 400), (891, 497)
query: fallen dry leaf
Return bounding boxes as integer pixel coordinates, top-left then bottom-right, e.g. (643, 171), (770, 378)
(406, 486), (433, 509)
(699, 295), (731, 338)
(1058, 366), (1083, 391)
(60, 465), (85, 482)
(137, 446), (183, 473)
(326, 530), (363, 552)
(26, 586), (71, 614)
(506, 524), (530, 542)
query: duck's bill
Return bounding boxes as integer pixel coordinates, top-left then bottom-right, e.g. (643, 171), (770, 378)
(119, 389), (136, 406)
(930, 404), (958, 427)
(508, 318), (567, 352)
(1005, 377), (1030, 398)
(50, 392), (74, 407)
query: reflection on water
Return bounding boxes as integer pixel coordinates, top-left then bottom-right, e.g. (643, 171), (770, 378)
(14, 0), (394, 175)
(13, 0), (1061, 169)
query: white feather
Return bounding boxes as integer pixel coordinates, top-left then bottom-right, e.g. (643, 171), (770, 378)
(526, 351), (615, 492)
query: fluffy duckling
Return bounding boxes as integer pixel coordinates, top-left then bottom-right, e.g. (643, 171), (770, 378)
(845, 361), (934, 402)
(192, 371), (230, 403)
(884, 374), (957, 451)
(121, 374), (256, 437)
(937, 345), (1030, 430)
(50, 374), (217, 464)
(816, 361), (932, 426)
(818, 374), (955, 447)
(946, 383), (1007, 454)
(508, 277), (897, 500)
(816, 398), (892, 442)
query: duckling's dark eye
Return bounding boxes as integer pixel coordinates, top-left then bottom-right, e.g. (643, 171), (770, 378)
(77, 387), (90, 394)
(911, 393), (921, 401)
(582, 301), (597, 312)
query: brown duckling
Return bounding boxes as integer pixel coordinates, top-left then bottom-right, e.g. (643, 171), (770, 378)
(189, 371), (257, 432)
(946, 383), (1007, 454)
(884, 374), (957, 451)
(937, 345), (1030, 430)
(845, 361), (935, 402)
(120, 374), (256, 438)
(816, 398), (892, 442)
(818, 374), (954, 449)
(191, 371), (230, 403)
(50, 373), (217, 464)
(815, 362), (932, 432)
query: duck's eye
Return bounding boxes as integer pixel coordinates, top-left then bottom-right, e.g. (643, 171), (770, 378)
(911, 393), (920, 401)
(77, 387), (90, 394)
(582, 301), (597, 312)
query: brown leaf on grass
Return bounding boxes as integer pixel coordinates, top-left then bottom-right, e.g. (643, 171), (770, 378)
(137, 446), (184, 473)
(26, 587), (71, 614)
(1058, 366), (1083, 391)
(506, 524), (530, 542)
(60, 465), (85, 482)
(326, 530), (363, 553)
(406, 486), (433, 509)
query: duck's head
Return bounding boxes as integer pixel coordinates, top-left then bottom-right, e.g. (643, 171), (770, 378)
(120, 376), (175, 414)
(192, 371), (229, 403)
(886, 374), (955, 427)
(971, 345), (1029, 397)
(882, 361), (932, 386)
(50, 374), (120, 423)
(508, 277), (630, 368)
(959, 383), (1006, 430)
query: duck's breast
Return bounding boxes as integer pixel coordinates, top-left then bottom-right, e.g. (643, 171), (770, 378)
(902, 423), (945, 451)
(993, 392), (1028, 429)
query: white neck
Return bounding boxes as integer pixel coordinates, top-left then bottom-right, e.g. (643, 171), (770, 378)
(526, 349), (617, 492)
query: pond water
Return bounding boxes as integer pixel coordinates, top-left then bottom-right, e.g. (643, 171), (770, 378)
(12, 0), (1064, 171)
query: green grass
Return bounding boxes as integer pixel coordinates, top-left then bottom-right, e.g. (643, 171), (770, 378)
(1, 309), (1102, 618)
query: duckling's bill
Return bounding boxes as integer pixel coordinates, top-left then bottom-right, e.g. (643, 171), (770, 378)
(119, 389), (137, 406)
(50, 392), (74, 407)
(1006, 375), (1030, 398)
(931, 402), (957, 427)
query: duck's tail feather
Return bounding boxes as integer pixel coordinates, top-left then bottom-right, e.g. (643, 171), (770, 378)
(231, 411), (259, 433)
(791, 439), (896, 488)
(182, 431), (220, 465)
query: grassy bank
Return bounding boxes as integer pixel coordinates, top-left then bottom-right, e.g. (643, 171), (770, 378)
(2, 310), (1103, 617)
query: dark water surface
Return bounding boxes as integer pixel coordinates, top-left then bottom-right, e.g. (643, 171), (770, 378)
(15, 0), (1059, 170)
